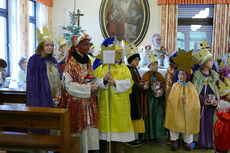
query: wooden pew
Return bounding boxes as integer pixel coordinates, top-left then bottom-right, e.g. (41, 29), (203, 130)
(0, 88), (26, 104)
(0, 105), (79, 153)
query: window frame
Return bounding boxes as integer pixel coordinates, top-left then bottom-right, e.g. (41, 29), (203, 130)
(177, 4), (214, 51)
(0, 0), (10, 76)
(29, 0), (36, 51)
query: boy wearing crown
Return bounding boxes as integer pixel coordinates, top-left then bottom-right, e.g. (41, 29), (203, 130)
(27, 26), (62, 109)
(56, 35), (67, 62)
(214, 78), (230, 153)
(60, 33), (99, 153)
(141, 54), (166, 140)
(95, 38), (134, 153)
(192, 47), (219, 148)
(125, 44), (147, 147)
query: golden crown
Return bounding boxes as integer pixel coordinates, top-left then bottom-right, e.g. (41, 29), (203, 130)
(199, 40), (211, 52)
(193, 45), (212, 66)
(36, 26), (52, 44)
(125, 43), (139, 60)
(57, 35), (67, 47)
(217, 77), (230, 97)
(148, 52), (158, 67)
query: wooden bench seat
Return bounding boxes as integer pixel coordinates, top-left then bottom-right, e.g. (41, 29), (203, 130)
(0, 105), (79, 153)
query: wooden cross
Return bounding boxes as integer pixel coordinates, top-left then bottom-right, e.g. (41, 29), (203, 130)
(76, 9), (84, 27)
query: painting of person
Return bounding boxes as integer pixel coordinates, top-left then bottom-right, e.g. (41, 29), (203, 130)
(105, 0), (144, 43)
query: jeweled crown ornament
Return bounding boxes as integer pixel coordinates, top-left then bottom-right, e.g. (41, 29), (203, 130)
(217, 77), (230, 97)
(148, 52), (158, 67)
(125, 43), (139, 60)
(193, 46), (212, 66)
(57, 35), (67, 47)
(36, 26), (52, 44)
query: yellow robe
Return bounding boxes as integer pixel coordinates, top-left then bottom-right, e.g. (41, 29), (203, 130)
(164, 82), (200, 134)
(95, 63), (134, 133)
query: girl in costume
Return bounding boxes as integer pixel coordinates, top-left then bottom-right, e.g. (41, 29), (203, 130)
(164, 70), (200, 151)
(95, 38), (134, 153)
(192, 48), (219, 148)
(142, 55), (166, 140)
(214, 78), (230, 153)
(27, 26), (62, 108)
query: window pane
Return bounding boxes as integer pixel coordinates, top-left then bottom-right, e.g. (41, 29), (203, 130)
(29, 1), (35, 17)
(0, 0), (6, 9)
(29, 23), (35, 57)
(0, 16), (7, 59)
(177, 25), (213, 51)
(178, 4), (214, 18)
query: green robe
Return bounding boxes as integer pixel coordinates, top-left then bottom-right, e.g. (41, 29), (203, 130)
(142, 71), (166, 139)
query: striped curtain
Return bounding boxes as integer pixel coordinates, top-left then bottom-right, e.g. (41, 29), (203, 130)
(161, 4), (178, 56)
(34, 0), (53, 7)
(18, 0), (29, 57)
(158, 0), (230, 5)
(212, 4), (230, 58)
(36, 3), (52, 33)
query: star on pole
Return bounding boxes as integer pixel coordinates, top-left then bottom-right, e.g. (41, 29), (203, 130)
(172, 48), (197, 74)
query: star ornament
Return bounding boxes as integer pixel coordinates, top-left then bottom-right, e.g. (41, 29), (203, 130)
(172, 48), (197, 74)
(96, 44), (116, 67)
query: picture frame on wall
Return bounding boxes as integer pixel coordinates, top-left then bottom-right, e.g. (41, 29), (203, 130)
(99, 0), (150, 45)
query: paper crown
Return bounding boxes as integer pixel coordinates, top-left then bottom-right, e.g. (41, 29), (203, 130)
(36, 26), (52, 44)
(193, 46), (212, 66)
(125, 43), (139, 60)
(148, 52), (158, 67)
(199, 40), (211, 52)
(217, 77), (230, 97)
(216, 59), (226, 71)
(57, 35), (67, 47)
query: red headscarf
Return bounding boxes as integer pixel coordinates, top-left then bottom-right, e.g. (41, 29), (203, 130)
(67, 33), (91, 61)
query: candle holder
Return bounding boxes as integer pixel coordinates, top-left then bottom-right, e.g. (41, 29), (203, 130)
(85, 75), (96, 83)
(139, 80), (146, 87)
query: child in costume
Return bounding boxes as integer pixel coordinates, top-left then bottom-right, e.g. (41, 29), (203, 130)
(142, 54), (166, 140)
(27, 26), (62, 108)
(56, 35), (67, 62)
(95, 38), (134, 153)
(214, 77), (230, 153)
(164, 70), (200, 151)
(126, 44), (146, 147)
(60, 33), (99, 153)
(192, 47), (219, 148)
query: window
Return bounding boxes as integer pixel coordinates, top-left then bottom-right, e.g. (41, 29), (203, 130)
(177, 5), (214, 52)
(29, 0), (36, 57)
(0, 0), (9, 73)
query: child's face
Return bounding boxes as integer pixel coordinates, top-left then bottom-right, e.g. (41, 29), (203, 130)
(130, 57), (140, 67)
(205, 58), (214, 69)
(225, 94), (230, 102)
(21, 60), (28, 70)
(150, 62), (158, 72)
(59, 44), (67, 54)
(43, 40), (54, 56)
(178, 70), (186, 82)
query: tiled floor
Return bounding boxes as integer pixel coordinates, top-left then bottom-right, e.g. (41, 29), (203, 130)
(123, 137), (215, 153)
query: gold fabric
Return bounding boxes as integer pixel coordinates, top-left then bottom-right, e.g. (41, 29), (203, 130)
(164, 82), (201, 134)
(132, 118), (145, 133)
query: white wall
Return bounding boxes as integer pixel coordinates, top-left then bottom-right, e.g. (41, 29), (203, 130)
(52, 0), (161, 53)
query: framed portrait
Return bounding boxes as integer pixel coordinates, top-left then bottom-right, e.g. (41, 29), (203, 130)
(99, 0), (150, 46)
